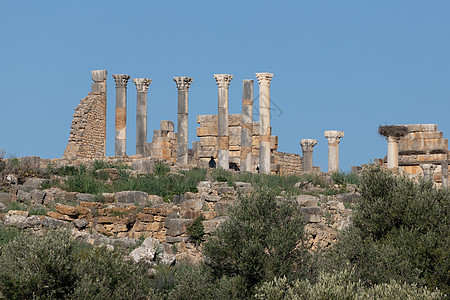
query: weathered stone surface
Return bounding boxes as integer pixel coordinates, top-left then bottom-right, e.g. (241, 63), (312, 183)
(129, 237), (176, 265)
(137, 212), (154, 222)
(30, 190), (46, 205)
(4, 214), (27, 227)
(23, 178), (48, 189)
(42, 217), (66, 228)
(326, 201), (345, 211)
(165, 218), (192, 237)
(132, 160), (154, 174)
(0, 192), (11, 204)
(201, 194), (221, 202)
(235, 182), (253, 193)
(56, 204), (79, 216)
(295, 195), (319, 207)
(73, 218), (89, 229)
(335, 192), (361, 203)
(8, 210), (29, 217)
(216, 186), (234, 195)
(182, 198), (203, 212)
(76, 193), (95, 202)
(300, 207), (321, 223)
(26, 215), (41, 227)
(202, 216), (228, 234)
(47, 211), (73, 221)
(115, 191), (149, 205)
(214, 201), (233, 216)
(17, 190), (31, 202)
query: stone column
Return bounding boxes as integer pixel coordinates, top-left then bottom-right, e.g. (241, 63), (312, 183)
(256, 73), (273, 174)
(386, 136), (400, 169)
(112, 74), (130, 157)
(441, 160), (448, 188)
(421, 164), (437, 181)
(324, 130), (344, 173)
(214, 74), (233, 169)
(133, 78), (152, 156)
(300, 139), (317, 172)
(91, 70), (107, 156)
(173, 77), (193, 165)
(92, 70), (107, 94)
(240, 80), (253, 172)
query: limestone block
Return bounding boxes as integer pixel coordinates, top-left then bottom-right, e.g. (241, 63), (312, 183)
(202, 216), (228, 234)
(165, 218), (193, 237)
(200, 137), (217, 147)
(405, 124), (437, 132)
(197, 114), (217, 124)
(161, 120), (175, 132)
(197, 147), (217, 158)
(229, 114), (242, 126)
(115, 191), (149, 205)
(229, 127), (241, 146)
(229, 145), (240, 151)
(229, 151), (240, 157)
(197, 126), (218, 137)
(153, 130), (162, 138)
(56, 204), (79, 217)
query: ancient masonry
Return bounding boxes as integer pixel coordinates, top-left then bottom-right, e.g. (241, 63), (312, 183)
(63, 70), (107, 159)
(376, 124), (449, 188)
(63, 70), (307, 174)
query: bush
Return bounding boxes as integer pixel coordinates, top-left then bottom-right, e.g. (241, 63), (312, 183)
(203, 189), (311, 295)
(325, 166), (450, 294)
(331, 171), (360, 186)
(255, 269), (444, 299)
(0, 229), (153, 299)
(187, 216), (205, 246)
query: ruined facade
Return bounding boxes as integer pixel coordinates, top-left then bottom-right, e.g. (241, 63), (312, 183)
(147, 121), (178, 163)
(63, 70), (107, 159)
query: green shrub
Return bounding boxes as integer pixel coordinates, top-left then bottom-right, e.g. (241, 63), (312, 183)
(0, 229), (154, 299)
(325, 165), (450, 294)
(204, 189), (311, 295)
(0, 224), (22, 247)
(187, 216), (205, 246)
(155, 161), (170, 176)
(255, 269), (444, 299)
(331, 171), (360, 186)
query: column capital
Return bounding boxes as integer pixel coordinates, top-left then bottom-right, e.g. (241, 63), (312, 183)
(256, 73), (273, 87)
(173, 77), (193, 90)
(421, 163), (437, 176)
(112, 74), (130, 88)
(300, 139), (318, 151)
(92, 70), (107, 83)
(386, 135), (401, 143)
(324, 130), (344, 144)
(133, 78), (152, 93)
(214, 74), (233, 88)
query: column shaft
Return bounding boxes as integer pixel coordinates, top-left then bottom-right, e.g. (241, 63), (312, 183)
(133, 78), (151, 156)
(256, 73), (273, 174)
(240, 80), (253, 172)
(324, 131), (344, 173)
(174, 77), (193, 165)
(113, 74), (130, 157)
(300, 139), (317, 172)
(442, 161), (448, 188)
(387, 136), (399, 169)
(214, 74), (233, 169)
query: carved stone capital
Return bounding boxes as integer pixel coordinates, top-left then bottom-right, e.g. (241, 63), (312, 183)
(214, 74), (233, 88)
(173, 77), (193, 90)
(386, 135), (401, 143)
(300, 139), (318, 151)
(324, 130), (344, 144)
(421, 164), (437, 177)
(255, 73), (273, 87)
(133, 78), (152, 93)
(92, 70), (107, 83)
(112, 74), (130, 88)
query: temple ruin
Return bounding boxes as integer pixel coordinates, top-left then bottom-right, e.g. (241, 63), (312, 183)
(62, 70), (449, 187)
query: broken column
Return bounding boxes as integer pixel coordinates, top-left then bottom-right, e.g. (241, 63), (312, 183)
(378, 125), (409, 170)
(441, 161), (448, 188)
(324, 130), (344, 173)
(92, 70), (107, 94)
(112, 74), (130, 157)
(421, 164), (437, 181)
(133, 78), (152, 156)
(173, 77), (193, 165)
(214, 74), (233, 169)
(256, 72), (273, 174)
(240, 79), (253, 172)
(300, 139), (317, 172)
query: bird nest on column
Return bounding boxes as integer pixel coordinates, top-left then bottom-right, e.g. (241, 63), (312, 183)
(378, 125), (409, 138)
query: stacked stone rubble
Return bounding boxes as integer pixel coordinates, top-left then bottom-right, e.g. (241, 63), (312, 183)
(272, 151), (302, 175)
(396, 124), (449, 185)
(63, 70), (107, 159)
(148, 121), (177, 163)
(195, 113), (280, 172)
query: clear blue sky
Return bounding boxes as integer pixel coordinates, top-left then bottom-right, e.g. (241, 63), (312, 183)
(1, 1), (449, 172)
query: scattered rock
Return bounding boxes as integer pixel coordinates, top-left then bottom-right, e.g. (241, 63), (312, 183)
(165, 218), (192, 237)
(76, 193), (95, 202)
(23, 178), (48, 189)
(73, 218), (89, 229)
(115, 191), (149, 205)
(129, 237), (176, 265)
(30, 189), (46, 205)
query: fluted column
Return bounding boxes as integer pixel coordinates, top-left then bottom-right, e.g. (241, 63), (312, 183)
(386, 136), (400, 169)
(113, 74), (130, 157)
(256, 72), (273, 174)
(421, 164), (436, 181)
(300, 139), (317, 172)
(214, 74), (233, 169)
(174, 77), (193, 165)
(240, 80), (254, 172)
(133, 78), (151, 156)
(324, 130), (344, 173)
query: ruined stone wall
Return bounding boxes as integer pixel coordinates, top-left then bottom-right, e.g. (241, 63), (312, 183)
(195, 113), (282, 172)
(63, 92), (107, 159)
(147, 120), (177, 163)
(63, 71), (107, 160)
(273, 151), (302, 175)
